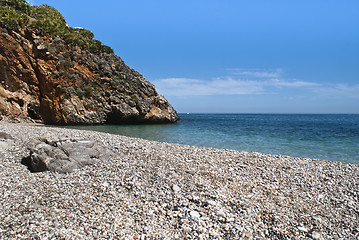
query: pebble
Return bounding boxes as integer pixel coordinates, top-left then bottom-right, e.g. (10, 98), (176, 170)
(190, 210), (200, 219)
(311, 232), (321, 239)
(209, 229), (220, 237)
(216, 209), (226, 218)
(0, 123), (358, 239)
(172, 184), (181, 193)
(297, 226), (308, 232)
(207, 200), (216, 206)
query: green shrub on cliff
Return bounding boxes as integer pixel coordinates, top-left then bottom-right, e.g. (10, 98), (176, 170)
(0, 0), (30, 30)
(88, 39), (114, 54)
(64, 28), (92, 48)
(30, 4), (67, 35)
(30, 4), (113, 53)
(0, 5), (28, 30)
(0, 0), (31, 14)
(0, 0), (113, 54)
(83, 86), (93, 97)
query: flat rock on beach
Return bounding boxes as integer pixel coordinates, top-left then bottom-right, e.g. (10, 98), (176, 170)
(0, 123), (358, 239)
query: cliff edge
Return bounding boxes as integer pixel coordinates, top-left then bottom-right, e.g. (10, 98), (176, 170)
(0, 0), (179, 124)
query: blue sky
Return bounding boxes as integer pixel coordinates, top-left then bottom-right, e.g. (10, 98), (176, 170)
(29, 0), (359, 113)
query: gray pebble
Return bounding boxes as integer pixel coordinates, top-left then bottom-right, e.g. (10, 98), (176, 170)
(0, 123), (357, 239)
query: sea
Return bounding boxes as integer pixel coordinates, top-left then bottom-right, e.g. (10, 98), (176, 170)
(66, 114), (359, 164)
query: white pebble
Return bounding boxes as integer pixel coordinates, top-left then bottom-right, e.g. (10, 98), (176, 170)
(190, 210), (200, 219)
(297, 226), (308, 232)
(207, 200), (216, 205)
(172, 184), (181, 193)
(312, 232), (321, 240)
(216, 209), (226, 218)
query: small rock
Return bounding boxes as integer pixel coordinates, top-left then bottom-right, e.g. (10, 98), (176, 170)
(207, 200), (216, 205)
(0, 141), (11, 152)
(172, 184), (181, 193)
(311, 232), (321, 240)
(297, 226), (308, 232)
(216, 209), (226, 218)
(182, 226), (192, 232)
(0, 132), (14, 140)
(226, 217), (235, 222)
(190, 210), (200, 219)
(209, 229), (220, 237)
(317, 194), (324, 200)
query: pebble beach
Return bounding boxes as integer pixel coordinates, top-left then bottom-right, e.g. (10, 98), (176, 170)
(0, 123), (358, 239)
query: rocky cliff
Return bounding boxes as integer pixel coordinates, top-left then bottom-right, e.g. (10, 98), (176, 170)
(0, 1), (179, 124)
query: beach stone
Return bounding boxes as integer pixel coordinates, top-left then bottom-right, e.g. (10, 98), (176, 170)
(207, 200), (216, 206)
(190, 210), (200, 219)
(216, 209), (226, 218)
(0, 141), (12, 151)
(0, 132), (14, 140)
(172, 184), (181, 193)
(297, 226), (308, 232)
(27, 137), (114, 173)
(209, 229), (220, 238)
(0, 132), (14, 152)
(1, 123), (359, 239)
(311, 232), (321, 239)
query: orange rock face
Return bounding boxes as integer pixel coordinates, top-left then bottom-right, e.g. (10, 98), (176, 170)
(0, 28), (179, 124)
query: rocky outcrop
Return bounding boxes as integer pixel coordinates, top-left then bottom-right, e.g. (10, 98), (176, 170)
(26, 137), (114, 173)
(0, 27), (179, 124)
(0, 131), (14, 151)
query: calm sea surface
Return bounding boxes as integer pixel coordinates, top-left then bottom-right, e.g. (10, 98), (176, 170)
(66, 114), (359, 164)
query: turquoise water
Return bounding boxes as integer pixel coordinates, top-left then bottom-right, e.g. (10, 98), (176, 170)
(66, 114), (359, 164)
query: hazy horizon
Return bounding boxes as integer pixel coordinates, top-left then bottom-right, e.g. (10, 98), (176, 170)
(176, 112), (359, 115)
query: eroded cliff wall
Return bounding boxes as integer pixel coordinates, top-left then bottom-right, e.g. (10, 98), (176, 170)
(0, 28), (179, 124)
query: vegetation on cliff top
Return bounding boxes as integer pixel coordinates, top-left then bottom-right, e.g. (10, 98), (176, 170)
(0, 0), (179, 124)
(0, 0), (113, 54)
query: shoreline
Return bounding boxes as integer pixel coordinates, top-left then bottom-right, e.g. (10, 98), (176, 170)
(0, 123), (358, 239)
(55, 113), (359, 165)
